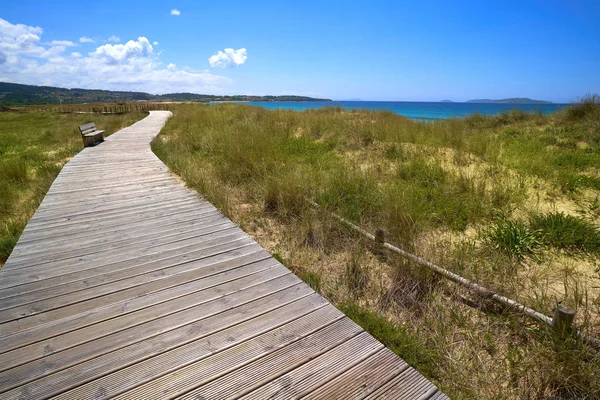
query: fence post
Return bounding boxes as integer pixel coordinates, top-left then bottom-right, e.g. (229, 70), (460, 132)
(375, 228), (386, 259)
(552, 304), (575, 339)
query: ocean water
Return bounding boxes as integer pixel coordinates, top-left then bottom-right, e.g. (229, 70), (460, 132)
(235, 101), (567, 120)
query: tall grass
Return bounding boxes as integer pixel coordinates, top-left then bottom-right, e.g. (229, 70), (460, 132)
(153, 98), (600, 399)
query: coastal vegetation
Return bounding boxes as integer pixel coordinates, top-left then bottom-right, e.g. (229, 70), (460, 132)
(152, 96), (600, 399)
(0, 96), (598, 398)
(0, 111), (147, 264)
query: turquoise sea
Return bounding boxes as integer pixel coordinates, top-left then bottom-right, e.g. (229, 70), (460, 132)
(236, 101), (567, 120)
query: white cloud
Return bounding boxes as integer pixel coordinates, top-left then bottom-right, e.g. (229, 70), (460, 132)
(153, 41), (159, 46)
(0, 18), (44, 60)
(0, 18), (231, 94)
(50, 40), (76, 47)
(91, 37), (153, 65)
(79, 36), (94, 43)
(209, 48), (247, 68)
(171, 9), (181, 16)
(107, 35), (120, 43)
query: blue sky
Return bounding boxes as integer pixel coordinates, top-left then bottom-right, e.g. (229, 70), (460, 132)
(1, 0), (599, 102)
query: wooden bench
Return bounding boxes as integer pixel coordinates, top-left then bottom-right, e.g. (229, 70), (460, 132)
(79, 123), (105, 147)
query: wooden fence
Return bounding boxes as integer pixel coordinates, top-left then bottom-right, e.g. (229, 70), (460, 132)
(9, 102), (173, 114)
(307, 200), (600, 350)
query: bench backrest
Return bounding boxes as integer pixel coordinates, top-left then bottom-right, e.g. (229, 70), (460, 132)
(79, 123), (97, 135)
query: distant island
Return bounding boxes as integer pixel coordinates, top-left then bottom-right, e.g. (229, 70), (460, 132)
(0, 82), (332, 105)
(466, 98), (553, 104)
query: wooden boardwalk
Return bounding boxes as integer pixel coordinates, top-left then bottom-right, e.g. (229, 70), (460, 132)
(0, 111), (447, 399)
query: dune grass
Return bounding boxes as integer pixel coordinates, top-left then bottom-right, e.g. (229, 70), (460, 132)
(531, 212), (600, 254)
(153, 98), (600, 399)
(0, 111), (147, 265)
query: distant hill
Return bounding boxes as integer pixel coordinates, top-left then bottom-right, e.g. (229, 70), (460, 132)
(466, 98), (553, 104)
(0, 82), (331, 105)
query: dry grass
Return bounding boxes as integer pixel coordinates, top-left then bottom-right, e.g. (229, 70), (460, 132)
(151, 100), (600, 399)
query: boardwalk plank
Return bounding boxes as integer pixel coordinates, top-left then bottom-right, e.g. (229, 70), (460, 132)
(36, 297), (331, 400)
(240, 332), (384, 399)
(0, 274), (304, 389)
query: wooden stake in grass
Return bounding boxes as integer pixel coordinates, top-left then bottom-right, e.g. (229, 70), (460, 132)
(375, 228), (387, 259)
(553, 304), (576, 339)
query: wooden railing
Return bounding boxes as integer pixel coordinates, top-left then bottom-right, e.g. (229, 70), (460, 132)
(6, 102), (173, 114)
(308, 199), (600, 350)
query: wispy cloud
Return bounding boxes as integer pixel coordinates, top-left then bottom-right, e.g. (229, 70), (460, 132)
(0, 18), (231, 94)
(209, 48), (247, 68)
(170, 9), (181, 16)
(50, 40), (76, 47)
(153, 41), (159, 46)
(79, 36), (94, 43)
(107, 35), (120, 43)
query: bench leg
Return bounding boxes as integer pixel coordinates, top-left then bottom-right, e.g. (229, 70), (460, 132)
(82, 136), (94, 147)
(82, 133), (104, 147)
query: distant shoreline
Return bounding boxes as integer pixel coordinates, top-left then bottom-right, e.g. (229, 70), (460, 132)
(0, 81), (332, 105)
(465, 97), (554, 104)
(233, 100), (566, 120)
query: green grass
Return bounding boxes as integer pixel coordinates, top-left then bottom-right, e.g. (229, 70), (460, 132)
(0, 111), (147, 264)
(483, 213), (542, 261)
(153, 103), (541, 237)
(530, 212), (600, 254)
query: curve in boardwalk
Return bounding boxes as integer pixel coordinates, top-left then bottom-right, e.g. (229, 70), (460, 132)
(0, 111), (447, 399)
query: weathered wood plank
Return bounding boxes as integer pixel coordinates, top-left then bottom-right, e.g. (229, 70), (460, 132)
(174, 317), (362, 400)
(5, 216), (231, 267)
(0, 244), (267, 304)
(0, 238), (260, 336)
(0, 248), (271, 326)
(302, 348), (411, 399)
(0, 231), (254, 287)
(27, 296), (331, 400)
(0, 275), (304, 388)
(240, 331), (384, 399)
(8, 212), (229, 260)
